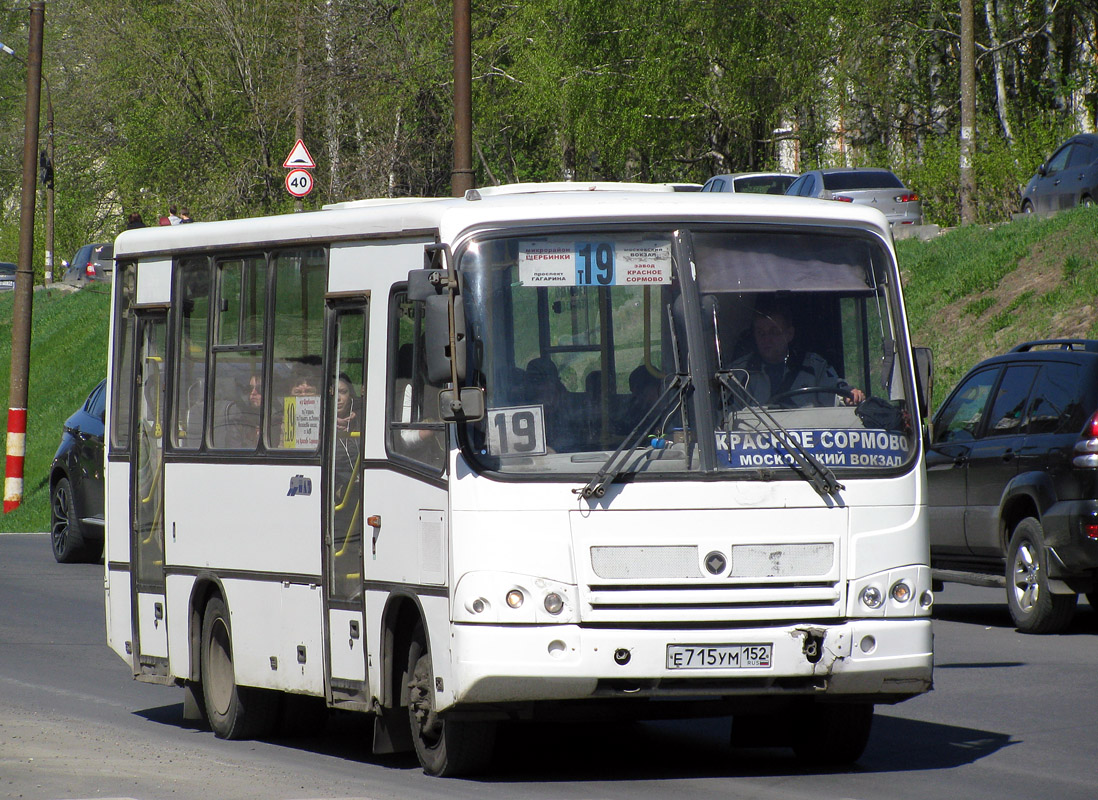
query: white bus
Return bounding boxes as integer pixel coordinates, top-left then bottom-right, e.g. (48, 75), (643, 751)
(104, 184), (934, 776)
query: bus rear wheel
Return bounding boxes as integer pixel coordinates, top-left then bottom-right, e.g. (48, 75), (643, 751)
(200, 596), (278, 740)
(407, 624), (495, 776)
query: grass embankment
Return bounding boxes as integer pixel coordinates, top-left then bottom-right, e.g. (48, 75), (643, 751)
(899, 206), (1098, 408)
(1, 210), (1096, 532)
(0, 284), (110, 533)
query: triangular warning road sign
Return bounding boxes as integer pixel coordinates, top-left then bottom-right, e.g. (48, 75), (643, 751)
(283, 139), (316, 169)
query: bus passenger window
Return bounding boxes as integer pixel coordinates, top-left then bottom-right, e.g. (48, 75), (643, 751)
(172, 256), (210, 450)
(208, 255), (266, 451)
(269, 247), (326, 451)
(387, 292), (446, 470)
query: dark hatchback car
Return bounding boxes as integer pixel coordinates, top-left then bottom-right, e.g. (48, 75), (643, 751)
(49, 379), (106, 563)
(1020, 133), (1098, 213)
(61, 242), (114, 285)
(927, 340), (1098, 633)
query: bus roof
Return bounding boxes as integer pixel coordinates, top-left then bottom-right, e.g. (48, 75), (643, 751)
(113, 185), (894, 259)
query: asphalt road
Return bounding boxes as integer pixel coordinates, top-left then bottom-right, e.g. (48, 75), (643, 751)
(2, 532), (1097, 800)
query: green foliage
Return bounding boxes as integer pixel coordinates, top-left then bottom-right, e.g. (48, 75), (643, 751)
(899, 205), (1098, 408)
(0, 286), (110, 532)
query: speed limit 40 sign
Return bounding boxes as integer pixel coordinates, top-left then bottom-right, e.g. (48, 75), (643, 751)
(285, 168), (314, 198)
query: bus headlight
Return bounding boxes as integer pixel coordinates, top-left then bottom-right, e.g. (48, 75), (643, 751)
(860, 586), (884, 609)
(454, 571), (577, 623)
(848, 565), (932, 618)
(544, 592), (564, 615)
(890, 581), (912, 604)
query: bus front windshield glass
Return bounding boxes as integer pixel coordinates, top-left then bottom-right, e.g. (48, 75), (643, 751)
(459, 228), (917, 480)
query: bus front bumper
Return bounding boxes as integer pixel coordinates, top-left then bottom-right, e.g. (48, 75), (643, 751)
(449, 618), (932, 708)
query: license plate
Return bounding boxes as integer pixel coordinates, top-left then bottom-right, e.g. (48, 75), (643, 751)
(0, 280), (13, 289)
(666, 643), (772, 669)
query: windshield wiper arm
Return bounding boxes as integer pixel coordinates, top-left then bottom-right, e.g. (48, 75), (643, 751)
(716, 370), (844, 498)
(575, 374), (690, 500)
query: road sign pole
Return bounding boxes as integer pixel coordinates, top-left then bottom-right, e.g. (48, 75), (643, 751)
(5, 1), (44, 513)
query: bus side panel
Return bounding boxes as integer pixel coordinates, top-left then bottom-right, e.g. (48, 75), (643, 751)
(279, 581), (325, 694)
(105, 566), (133, 666)
(166, 574), (196, 680)
(136, 593), (169, 658)
(104, 460), (132, 665)
(166, 463), (321, 576)
(217, 578), (322, 694)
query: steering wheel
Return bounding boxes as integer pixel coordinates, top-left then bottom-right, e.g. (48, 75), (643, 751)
(767, 385), (854, 407)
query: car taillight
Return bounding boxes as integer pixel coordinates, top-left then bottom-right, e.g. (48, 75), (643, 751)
(1071, 410), (1098, 467)
(895, 193), (919, 203)
(833, 195), (854, 202)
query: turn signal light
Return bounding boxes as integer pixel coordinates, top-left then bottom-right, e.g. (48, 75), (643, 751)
(895, 193), (919, 203)
(833, 195), (854, 203)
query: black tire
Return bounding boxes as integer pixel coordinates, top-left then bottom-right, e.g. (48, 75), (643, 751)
(1006, 518), (1078, 634)
(200, 596), (279, 740)
(790, 701), (874, 766)
(50, 476), (90, 563)
(407, 623), (495, 777)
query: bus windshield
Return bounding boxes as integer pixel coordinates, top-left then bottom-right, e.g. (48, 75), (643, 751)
(459, 226), (916, 480)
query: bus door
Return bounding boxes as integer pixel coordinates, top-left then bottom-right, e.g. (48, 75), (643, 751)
(325, 301), (371, 708)
(130, 311), (169, 679)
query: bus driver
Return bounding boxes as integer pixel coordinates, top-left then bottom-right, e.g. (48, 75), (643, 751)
(732, 298), (866, 408)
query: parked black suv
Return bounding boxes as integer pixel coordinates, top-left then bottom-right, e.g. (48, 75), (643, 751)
(927, 340), (1098, 633)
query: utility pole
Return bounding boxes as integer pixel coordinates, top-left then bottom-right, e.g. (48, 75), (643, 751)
(43, 82), (53, 283)
(959, 0), (977, 224)
(451, 0), (473, 197)
(293, 5), (305, 213)
(4, 0), (44, 513)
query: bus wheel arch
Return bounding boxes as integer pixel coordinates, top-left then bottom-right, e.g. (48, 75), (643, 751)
(406, 621), (496, 776)
(198, 593), (279, 739)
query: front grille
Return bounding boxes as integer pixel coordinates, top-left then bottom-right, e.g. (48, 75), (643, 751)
(582, 580), (842, 624)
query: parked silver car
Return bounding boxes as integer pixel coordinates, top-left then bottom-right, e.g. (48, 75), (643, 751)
(786, 168), (923, 226)
(701, 172), (798, 195)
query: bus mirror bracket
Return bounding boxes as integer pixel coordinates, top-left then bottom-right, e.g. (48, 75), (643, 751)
(913, 346), (933, 419)
(438, 387), (485, 422)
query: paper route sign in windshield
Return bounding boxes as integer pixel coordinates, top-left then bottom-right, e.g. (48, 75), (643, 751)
(717, 428), (911, 468)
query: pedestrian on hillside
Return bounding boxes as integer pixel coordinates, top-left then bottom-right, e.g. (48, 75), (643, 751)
(125, 212), (146, 230)
(168, 205), (182, 225)
(179, 208), (194, 224)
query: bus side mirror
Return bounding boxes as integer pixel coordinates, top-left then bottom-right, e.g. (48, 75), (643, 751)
(407, 269), (443, 301)
(913, 346), (933, 419)
(425, 294), (467, 384)
(438, 387), (485, 422)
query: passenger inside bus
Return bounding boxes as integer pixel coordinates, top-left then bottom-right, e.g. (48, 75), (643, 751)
(730, 297), (865, 408)
(232, 371), (263, 448)
(615, 364), (664, 434)
(289, 360), (321, 396)
(525, 356), (581, 452)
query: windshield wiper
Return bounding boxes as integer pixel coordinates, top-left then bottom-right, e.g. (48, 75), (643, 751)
(575, 373), (691, 500)
(716, 369), (844, 498)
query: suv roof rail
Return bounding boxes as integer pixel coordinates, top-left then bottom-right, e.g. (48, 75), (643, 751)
(1009, 339), (1098, 353)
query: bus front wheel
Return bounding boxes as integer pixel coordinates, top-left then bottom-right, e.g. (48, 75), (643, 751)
(200, 596), (278, 740)
(790, 701), (873, 766)
(407, 624), (495, 776)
